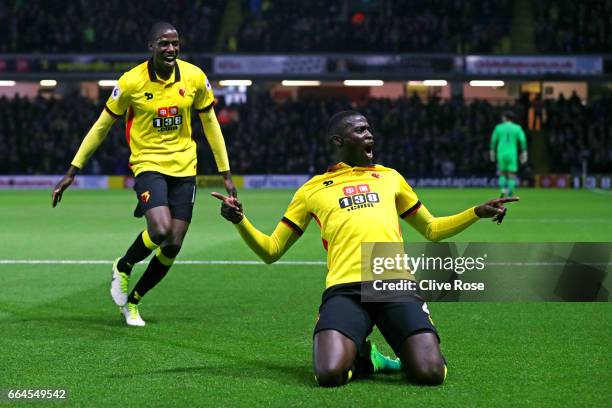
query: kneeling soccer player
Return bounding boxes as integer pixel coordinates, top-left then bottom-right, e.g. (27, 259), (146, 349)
(213, 111), (518, 386)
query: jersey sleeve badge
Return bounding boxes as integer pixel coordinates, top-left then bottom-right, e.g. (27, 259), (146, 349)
(111, 86), (122, 100)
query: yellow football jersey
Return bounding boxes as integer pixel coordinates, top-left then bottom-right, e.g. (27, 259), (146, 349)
(105, 59), (215, 177)
(282, 162), (421, 288)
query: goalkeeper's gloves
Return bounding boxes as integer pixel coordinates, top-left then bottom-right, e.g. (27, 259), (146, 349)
(520, 151), (528, 164)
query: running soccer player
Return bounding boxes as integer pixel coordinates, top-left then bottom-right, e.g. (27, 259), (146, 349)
(52, 22), (237, 327)
(490, 111), (528, 197)
(212, 111), (518, 386)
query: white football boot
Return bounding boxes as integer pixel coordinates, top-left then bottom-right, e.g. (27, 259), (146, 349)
(110, 257), (129, 306)
(121, 303), (146, 327)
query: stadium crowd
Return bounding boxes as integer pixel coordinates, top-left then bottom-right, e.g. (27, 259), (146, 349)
(3, 0), (611, 54)
(0, 0), (224, 53)
(544, 92), (612, 173)
(0, 94), (130, 175)
(233, 0), (510, 53)
(534, 0), (612, 53)
(1, 91), (610, 176)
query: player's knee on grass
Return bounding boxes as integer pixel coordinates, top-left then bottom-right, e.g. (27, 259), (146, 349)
(403, 355), (445, 385)
(313, 330), (357, 387)
(399, 332), (446, 385)
(314, 362), (351, 387)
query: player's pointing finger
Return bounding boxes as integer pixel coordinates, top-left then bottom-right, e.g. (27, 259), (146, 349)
(211, 192), (227, 201)
(499, 196), (520, 203)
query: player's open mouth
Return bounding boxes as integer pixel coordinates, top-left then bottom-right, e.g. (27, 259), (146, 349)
(163, 55), (176, 65)
(364, 144), (374, 159)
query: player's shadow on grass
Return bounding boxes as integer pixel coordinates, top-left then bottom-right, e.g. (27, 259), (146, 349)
(118, 359), (315, 387)
(0, 281), (165, 329)
(0, 316), (163, 337)
(245, 359), (315, 387)
(121, 363), (410, 389)
(119, 365), (235, 378)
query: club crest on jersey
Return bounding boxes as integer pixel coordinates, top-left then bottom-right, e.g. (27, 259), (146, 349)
(141, 191), (151, 203)
(178, 88), (185, 97)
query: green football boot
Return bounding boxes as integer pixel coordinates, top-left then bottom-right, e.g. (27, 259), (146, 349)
(368, 341), (402, 373)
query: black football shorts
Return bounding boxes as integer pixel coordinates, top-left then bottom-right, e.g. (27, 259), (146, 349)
(313, 282), (439, 356)
(133, 171), (196, 222)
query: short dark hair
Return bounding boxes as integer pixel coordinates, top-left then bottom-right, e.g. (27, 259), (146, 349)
(327, 110), (363, 138)
(502, 110), (515, 121)
(148, 22), (177, 43)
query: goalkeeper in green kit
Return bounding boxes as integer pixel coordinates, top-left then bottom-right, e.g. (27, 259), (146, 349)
(490, 111), (528, 197)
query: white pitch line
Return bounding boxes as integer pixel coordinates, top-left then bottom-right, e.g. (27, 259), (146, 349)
(0, 259), (326, 266)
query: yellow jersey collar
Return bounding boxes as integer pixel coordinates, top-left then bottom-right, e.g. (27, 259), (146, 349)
(147, 58), (181, 84)
(327, 162), (377, 172)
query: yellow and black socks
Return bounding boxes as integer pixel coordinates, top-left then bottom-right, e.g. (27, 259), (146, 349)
(127, 248), (175, 304)
(117, 229), (159, 274)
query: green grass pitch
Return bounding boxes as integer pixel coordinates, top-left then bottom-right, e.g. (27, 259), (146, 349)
(1, 188), (611, 407)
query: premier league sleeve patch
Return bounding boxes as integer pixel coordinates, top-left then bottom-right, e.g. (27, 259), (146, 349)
(111, 86), (122, 100)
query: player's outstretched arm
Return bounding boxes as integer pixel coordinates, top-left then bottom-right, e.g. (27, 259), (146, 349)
(211, 192), (301, 264)
(52, 110), (117, 207)
(220, 170), (238, 198)
(404, 197), (519, 242)
(199, 110), (236, 197)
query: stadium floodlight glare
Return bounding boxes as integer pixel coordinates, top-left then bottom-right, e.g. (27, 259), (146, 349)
(408, 80), (448, 86)
(39, 80), (58, 87)
(281, 80), (321, 86)
(98, 80), (118, 87)
(0, 80), (16, 86)
(469, 80), (505, 87)
(219, 80), (252, 86)
(344, 80), (384, 86)
(423, 80), (448, 86)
